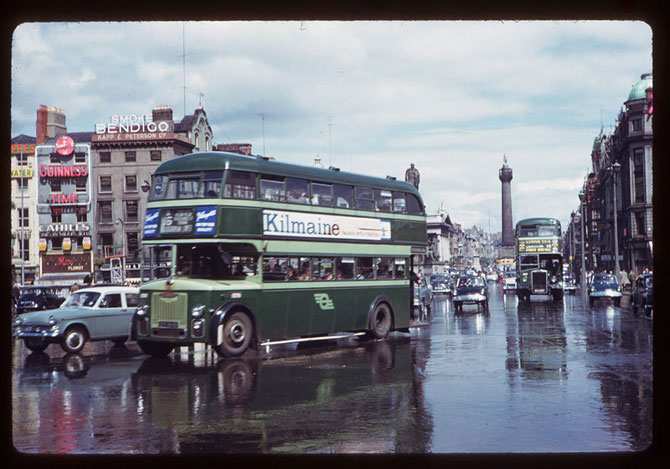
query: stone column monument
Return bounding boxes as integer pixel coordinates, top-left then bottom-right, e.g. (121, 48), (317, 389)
(498, 155), (515, 258)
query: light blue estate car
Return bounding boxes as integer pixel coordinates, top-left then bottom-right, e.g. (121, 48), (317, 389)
(14, 286), (139, 354)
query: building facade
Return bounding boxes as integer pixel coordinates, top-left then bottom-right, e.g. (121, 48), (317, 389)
(11, 135), (39, 285)
(90, 105), (213, 282)
(583, 73), (653, 276)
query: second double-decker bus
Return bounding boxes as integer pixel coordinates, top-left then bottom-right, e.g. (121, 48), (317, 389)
(134, 152), (427, 357)
(515, 217), (564, 302)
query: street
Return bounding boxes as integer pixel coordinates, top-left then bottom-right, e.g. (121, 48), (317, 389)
(12, 282), (652, 454)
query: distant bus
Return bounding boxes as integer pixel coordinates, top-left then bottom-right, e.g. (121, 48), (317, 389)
(515, 217), (563, 302)
(134, 152), (427, 357)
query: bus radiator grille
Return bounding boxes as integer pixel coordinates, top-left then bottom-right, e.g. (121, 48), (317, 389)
(532, 271), (548, 293)
(151, 292), (188, 330)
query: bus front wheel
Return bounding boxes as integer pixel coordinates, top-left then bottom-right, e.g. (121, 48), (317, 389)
(216, 311), (254, 357)
(370, 303), (393, 339)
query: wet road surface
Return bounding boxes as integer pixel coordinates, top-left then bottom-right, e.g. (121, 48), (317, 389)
(12, 283), (652, 453)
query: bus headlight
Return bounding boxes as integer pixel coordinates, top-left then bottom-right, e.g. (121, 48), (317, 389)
(192, 304), (206, 319)
(136, 304), (149, 317)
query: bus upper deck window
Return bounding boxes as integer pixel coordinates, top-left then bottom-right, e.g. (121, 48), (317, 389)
(224, 171), (257, 200)
(407, 193), (423, 215)
(260, 175), (286, 202)
(203, 171), (223, 198)
(333, 184), (353, 208)
(149, 175), (167, 201)
(311, 182), (333, 207)
(392, 192), (407, 213)
(286, 178), (309, 204)
(355, 187), (374, 211)
(374, 190), (392, 212)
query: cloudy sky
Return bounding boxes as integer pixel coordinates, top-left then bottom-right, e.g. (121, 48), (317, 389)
(11, 21), (652, 233)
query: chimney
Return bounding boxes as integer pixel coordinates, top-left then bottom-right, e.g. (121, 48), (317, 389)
(152, 104), (173, 124)
(36, 105), (67, 144)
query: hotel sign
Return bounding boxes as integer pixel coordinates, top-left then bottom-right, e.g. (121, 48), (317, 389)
(263, 210), (391, 241)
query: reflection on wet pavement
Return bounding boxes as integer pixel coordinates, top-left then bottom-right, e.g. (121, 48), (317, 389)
(12, 285), (652, 453)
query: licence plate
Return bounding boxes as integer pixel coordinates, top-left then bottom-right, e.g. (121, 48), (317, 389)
(158, 321), (179, 328)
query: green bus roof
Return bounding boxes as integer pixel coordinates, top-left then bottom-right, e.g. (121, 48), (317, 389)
(516, 217), (561, 227)
(155, 151), (423, 199)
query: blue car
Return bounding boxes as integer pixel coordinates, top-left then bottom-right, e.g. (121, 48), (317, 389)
(13, 286), (139, 354)
(452, 275), (489, 313)
(588, 274), (622, 307)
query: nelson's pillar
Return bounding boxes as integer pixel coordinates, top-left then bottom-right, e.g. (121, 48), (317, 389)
(498, 156), (515, 258)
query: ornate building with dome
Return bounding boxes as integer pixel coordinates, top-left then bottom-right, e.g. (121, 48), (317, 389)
(580, 73), (653, 276)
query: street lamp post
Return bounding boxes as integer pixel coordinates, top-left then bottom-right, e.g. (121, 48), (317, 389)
(579, 190), (587, 291)
(570, 211), (576, 275)
(609, 161), (621, 277)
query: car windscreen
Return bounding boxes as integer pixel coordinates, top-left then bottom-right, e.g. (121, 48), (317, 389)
(593, 274), (618, 285)
(62, 291), (101, 308)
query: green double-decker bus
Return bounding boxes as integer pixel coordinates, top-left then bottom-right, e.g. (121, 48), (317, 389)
(134, 152), (427, 358)
(515, 217), (564, 302)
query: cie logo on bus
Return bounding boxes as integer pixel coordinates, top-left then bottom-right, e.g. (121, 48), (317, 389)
(313, 293), (334, 310)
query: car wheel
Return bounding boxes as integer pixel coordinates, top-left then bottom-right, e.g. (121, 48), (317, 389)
(24, 338), (49, 353)
(370, 302), (393, 339)
(215, 311), (254, 358)
(631, 300), (638, 315)
(61, 326), (88, 354)
(614, 298), (621, 307)
(589, 297), (594, 307)
(138, 340), (174, 357)
(453, 302), (461, 313)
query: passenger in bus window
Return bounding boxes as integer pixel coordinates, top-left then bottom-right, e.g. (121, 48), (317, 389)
(298, 262), (310, 280)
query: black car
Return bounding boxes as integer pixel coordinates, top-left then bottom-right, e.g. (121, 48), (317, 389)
(452, 275), (489, 313)
(631, 273), (653, 318)
(16, 287), (66, 315)
(429, 274), (451, 296)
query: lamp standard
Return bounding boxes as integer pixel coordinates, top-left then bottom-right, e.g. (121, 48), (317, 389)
(113, 218), (126, 284)
(579, 190), (587, 291)
(570, 211), (576, 275)
(609, 161), (621, 277)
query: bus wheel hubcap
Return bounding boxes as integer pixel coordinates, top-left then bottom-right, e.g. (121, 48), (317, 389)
(229, 322), (246, 345)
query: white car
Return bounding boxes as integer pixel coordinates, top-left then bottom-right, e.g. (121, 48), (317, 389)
(502, 272), (517, 292)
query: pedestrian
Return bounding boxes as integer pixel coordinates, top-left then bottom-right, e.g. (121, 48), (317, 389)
(619, 270), (630, 290)
(70, 283), (79, 294)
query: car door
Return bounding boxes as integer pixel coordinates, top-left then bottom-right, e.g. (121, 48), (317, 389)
(90, 292), (127, 338)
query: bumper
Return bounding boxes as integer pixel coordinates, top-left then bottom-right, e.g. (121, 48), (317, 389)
(453, 293), (486, 304)
(589, 290), (623, 298)
(13, 328), (61, 340)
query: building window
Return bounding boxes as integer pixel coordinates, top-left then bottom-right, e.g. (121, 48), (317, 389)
(100, 233), (113, 255)
(17, 177), (29, 190)
(100, 176), (112, 192)
(125, 151), (136, 163)
(633, 148), (645, 203)
(194, 132), (199, 149)
(205, 136), (210, 151)
(99, 201), (112, 223)
(100, 151), (111, 163)
(127, 232), (139, 254)
(636, 212), (645, 236)
(150, 150), (162, 161)
(17, 208), (29, 227)
(125, 175), (137, 192)
(18, 239), (29, 261)
(16, 152), (29, 165)
(74, 152), (86, 163)
(76, 206), (87, 223)
(126, 200), (138, 222)
(51, 208), (62, 223)
(632, 119), (643, 131)
(76, 177), (87, 192)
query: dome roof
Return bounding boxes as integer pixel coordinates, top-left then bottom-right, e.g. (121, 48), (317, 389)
(627, 73), (652, 101)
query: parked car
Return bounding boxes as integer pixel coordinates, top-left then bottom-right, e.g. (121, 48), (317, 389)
(502, 271), (517, 293)
(563, 273), (577, 295)
(16, 286), (66, 314)
(13, 286), (140, 354)
(588, 273), (622, 307)
(452, 275), (489, 313)
(413, 275), (433, 319)
(430, 274), (451, 296)
(631, 273), (653, 317)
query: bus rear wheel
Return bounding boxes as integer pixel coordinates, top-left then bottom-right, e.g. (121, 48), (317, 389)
(370, 303), (393, 339)
(216, 311), (254, 357)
